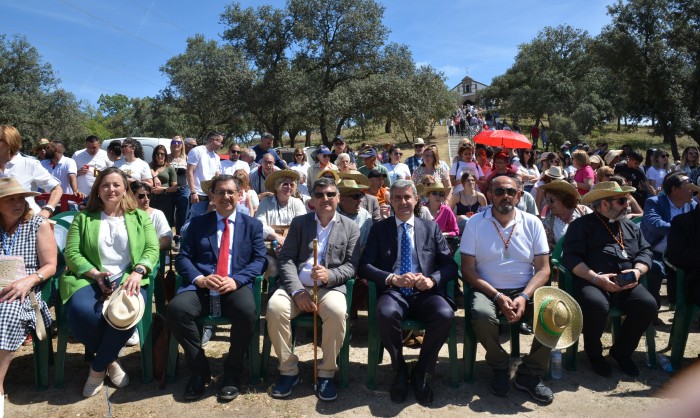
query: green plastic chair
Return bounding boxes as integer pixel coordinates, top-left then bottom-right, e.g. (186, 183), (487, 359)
(366, 275), (458, 390)
(55, 265), (157, 388)
(664, 258), (698, 370)
(260, 276), (354, 388)
(32, 249), (66, 390)
(554, 259), (657, 370)
(166, 274), (263, 384)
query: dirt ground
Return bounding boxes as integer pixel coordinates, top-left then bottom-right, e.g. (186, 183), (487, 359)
(5, 293), (697, 418)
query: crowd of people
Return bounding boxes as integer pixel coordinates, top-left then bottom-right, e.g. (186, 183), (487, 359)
(0, 122), (698, 414)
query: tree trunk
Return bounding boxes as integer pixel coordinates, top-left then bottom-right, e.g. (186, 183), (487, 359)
(617, 115), (621, 132)
(319, 114), (329, 146)
(335, 118), (346, 137)
(305, 129), (312, 147)
(664, 129), (679, 160)
(288, 129), (300, 148)
(385, 118), (392, 134)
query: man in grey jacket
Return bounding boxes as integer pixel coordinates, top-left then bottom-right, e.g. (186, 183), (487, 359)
(266, 177), (360, 402)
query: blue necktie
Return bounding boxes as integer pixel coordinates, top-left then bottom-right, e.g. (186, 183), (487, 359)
(399, 223), (413, 297)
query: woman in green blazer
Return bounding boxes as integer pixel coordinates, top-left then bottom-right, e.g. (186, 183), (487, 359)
(60, 167), (159, 398)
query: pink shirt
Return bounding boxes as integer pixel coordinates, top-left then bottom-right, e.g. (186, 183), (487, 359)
(431, 204), (460, 236)
(574, 165), (595, 195)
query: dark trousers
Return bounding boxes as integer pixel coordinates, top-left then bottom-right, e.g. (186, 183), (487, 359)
(172, 186), (190, 234)
(574, 280), (657, 358)
(376, 289), (453, 374)
(648, 251), (676, 307)
(166, 286), (256, 378)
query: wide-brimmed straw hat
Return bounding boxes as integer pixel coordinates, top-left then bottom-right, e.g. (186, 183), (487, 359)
(337, 178), (369, 194)
(339, 170), (369, 187)
(581, 181), (636, 205)
(539, 152), (553, 162)
(589, 154), (605, 166)
(0, 177), (40, 199)
(264, 169), (300, 192)
(604, 150), (623, 166)
(533, 286), (583, 349)
(200, 180), (213, 195)
(544, 166), (566, 180)
(316, 168), (340, 183)
(417, 180), (450, 196)
(540, 180), (580, 201)
(102, 288), (145, 330)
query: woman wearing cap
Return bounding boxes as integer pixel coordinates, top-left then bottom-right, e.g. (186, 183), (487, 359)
(421, 180), (459, 236)
(0, 178), (57, 410)
(646, 149), (670, 192)
(572, 150), (595, 196)
(60, 167), (158, 397)
(149, 144), (177, 227)
(589, 154), (604, 173)
(412, 145), (451, 196)
(541, 180), (591, 249)
(168, 136), (190, 241)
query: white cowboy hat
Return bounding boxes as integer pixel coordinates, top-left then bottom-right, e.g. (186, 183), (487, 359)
(544, 166), (566, 180)
(533, 287), (583, 349)
(102, 288), (145, 330)
(580, 181), (635, 205)
(540, 180), (581, 201)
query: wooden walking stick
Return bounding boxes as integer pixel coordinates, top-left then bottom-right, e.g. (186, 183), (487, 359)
(312, 238), (319, 390)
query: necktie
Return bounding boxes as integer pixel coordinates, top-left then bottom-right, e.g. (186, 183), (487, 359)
(216, 218), (231, 277)
(399, 223), (413, 297)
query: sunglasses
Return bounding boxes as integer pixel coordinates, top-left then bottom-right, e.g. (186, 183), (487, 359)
(660, 155), (669, 159)
(294, 154), (303, 157)
(214, 190), (238, 196)
(414, 145), (425, 149)
(493, 187), (518, 197)
(120, 145), (131, 149)
(229, 150), (241, 154)
(346, 193), (365, 200)
(606, 197), (628, 205)
(431, 191), (446, 198)
(314, 191), (337, 199)
(136, 193), (149, 199)
(171, 141), (182, 145)
(393, 153), (403, 156)
(154, 153), (166, 157)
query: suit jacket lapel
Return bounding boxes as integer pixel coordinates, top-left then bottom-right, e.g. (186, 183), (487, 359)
(388, 218), (399, 267)
(413, 218), (425, 272)
(207, 212), (220, 257)
(231, 212), (244, 270)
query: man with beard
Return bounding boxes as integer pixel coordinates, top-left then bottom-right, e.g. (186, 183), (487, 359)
(73, 135), (112, 197)
(41, 140), (81, 200)
(562, 181), (656, 377)
(460, 174), (553, 404)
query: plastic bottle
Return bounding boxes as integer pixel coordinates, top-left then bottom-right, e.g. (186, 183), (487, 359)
(550, 349), (563, 379)
(657, 353), (673, 373)
(210, 290), (222, 318)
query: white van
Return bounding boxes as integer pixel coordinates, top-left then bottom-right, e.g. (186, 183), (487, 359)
(101, 137), (173, 163)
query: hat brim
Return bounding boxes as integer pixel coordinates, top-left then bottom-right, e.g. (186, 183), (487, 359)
(338, 184), (369, 194)
(264, 169), (300, 192)
(580, 185), (635, 205)
(339, 171), (369, 186)
(533, 287), (583, 349)
(418, 185), (450, 196)
(102, 288), (145, 330)
(540, 180), (580, 201)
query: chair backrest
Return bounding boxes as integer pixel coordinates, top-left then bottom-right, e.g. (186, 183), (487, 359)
(52, 211), (78, 251)
(551, 235), (565, 266)
(631, 216), (643, 224)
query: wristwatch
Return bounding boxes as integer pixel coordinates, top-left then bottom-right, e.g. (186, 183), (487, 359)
(36, 272), (45, 283)
(134, 266), (147, 276)
(42, 205), (55, 215)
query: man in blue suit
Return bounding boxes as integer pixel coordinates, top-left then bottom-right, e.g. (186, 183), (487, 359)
(359, 179), (457, 406)
(168, 174), (267, 402)
(641, 171), (697, 308)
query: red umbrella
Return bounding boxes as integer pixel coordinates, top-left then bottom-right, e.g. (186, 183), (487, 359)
(472, 129), (532, 149)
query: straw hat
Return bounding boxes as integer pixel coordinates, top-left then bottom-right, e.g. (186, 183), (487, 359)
(0, 177), (40, 199)
(533, 286), (583, 349)
(540, 180), (580, 201)
(543, 166), (566, 180)
(337, 178), (369, 194)
(417, 180), (450, 196)
(264, 169), (300, 192)
(316, 168), (340, 183)
(604, 150), (623, 166)
(339, 170), (369, 187)
(581, 181), (635, 205)
(200, 180), (213, 195)
(539, 151), (553, 162)
(102, 288), (145, 330)
(589, 154), (604, 167)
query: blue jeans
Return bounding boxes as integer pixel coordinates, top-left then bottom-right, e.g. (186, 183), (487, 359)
(66, 280), (147, 372)
(173, 186), (191, 235)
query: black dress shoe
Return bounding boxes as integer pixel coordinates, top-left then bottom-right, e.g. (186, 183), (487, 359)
(389, 365), (409, 403)
(184, 374), (211, 401)
(410, 366), (434, 406)
(217, 374), (241, 402)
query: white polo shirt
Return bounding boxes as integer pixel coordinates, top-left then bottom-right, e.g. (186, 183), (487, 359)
(460, 207), (549, 289)
(188, 145), (221, 195)
(114, 158), (152, 182)
(221, 159), (250, 175)
(72, 148), (112, 195)
(41, 155), (77, 194)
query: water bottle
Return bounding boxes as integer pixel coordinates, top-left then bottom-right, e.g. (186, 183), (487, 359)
(657, 353), (673, 373)
(550, 349), (563, 379)
(210, 290), (222, 318)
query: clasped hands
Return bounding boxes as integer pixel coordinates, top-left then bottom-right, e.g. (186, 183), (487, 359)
(392, 272), (434, 292)
(496, 294), (526, 323)
(292, 265), (330, 313)
(196, 274), (238, 294)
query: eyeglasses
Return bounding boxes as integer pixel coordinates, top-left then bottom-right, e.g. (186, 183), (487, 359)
(280, 182), (294, 188)
(414, 145), (425, 149)
(313, 191), (337, 199)
(688, 152), (698, 156)
(606, 197), (628, 205)
(185, 143), (196, 147)
(431, 191), (446, 198)
(120, 145), (131, 149)
(154, 153), (166, 157)
(551, 160), (561, 165)
(318, 154), (330, 158)
(294, 154), (303, 157)
(229, 150), (241, 154)
(136, 193), (149, 199)
(393, 153), (403, 156)
(214, 189), (238, 196)
(423, 153), (434, 158)
(660, 155), (669, 159)
(493, 187), (518, 197)
(171, 141), (182, 145)
(346, 193), (365, 200)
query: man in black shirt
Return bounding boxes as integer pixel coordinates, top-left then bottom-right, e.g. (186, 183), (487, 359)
(562, 181), (656, 377)
(614, 151), (654, 208)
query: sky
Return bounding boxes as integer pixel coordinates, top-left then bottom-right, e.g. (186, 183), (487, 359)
(2, 0), (614, 107)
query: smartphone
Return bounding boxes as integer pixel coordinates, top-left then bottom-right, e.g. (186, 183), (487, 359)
(614, 271), (636, 286)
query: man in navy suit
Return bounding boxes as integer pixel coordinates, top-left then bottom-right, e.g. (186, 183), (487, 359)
(359, 179), (457, 406)
(168, 174), (267, 402)
(641, 171), (697, 307)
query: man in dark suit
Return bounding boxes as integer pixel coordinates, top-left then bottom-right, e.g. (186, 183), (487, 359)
(267, 177), (360, 401)
(641, 172), (697, 307)
(168, 174), (267, 402)
(359, 179), (457, 406)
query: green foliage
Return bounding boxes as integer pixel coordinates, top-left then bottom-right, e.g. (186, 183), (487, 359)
(548, 114), (579, 148)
